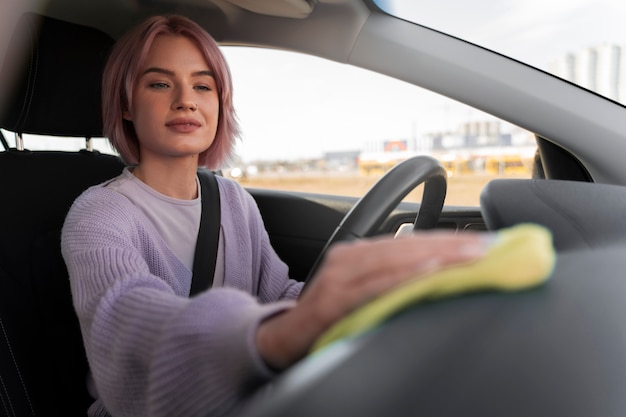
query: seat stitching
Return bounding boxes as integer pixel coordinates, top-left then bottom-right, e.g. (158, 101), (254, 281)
(0, 373), (17, 417)
(0, 316), (36, 416)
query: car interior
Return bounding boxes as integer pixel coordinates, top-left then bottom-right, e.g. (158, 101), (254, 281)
(2, 1), (626, 417)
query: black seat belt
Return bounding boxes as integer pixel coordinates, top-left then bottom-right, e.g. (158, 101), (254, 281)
(190, 169), (221, 296)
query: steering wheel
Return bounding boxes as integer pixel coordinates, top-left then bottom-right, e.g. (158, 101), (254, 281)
(304, 155), (448, 287)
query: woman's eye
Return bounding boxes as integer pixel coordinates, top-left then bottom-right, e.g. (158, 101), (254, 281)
(149, 82), (169, 89)
(194, 85), (212, 91)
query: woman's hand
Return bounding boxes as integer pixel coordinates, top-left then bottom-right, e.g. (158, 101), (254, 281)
(256, 231), (489, 370)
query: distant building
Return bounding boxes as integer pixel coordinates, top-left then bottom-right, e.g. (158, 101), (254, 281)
(549, 44), (625, 103)
(358, 120), (535, 176)
(383, 140), (408, 152)
(428, 120), (514, 150)
(323, 150), (360, 170)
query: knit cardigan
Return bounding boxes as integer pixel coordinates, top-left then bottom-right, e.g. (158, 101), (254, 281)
(61, 175), (303, 417)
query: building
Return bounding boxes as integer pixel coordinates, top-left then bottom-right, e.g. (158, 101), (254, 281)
(549, 44), (625, 103)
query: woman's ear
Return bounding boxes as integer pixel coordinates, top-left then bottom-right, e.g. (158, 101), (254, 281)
(123, 110), (132, 121)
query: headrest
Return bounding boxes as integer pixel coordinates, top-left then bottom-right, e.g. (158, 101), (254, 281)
(0, 13), (114, 137)
(480, 179), (626, 251)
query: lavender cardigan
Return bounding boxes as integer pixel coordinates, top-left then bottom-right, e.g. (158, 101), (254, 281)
(61, 176), (303, 417)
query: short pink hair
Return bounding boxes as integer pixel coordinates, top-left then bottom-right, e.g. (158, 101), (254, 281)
(102, 15), (239, 169)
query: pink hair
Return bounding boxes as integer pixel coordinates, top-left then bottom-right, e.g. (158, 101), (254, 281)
(102, 15), (239, 169)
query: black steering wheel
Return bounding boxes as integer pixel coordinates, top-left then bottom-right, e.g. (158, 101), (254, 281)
(304, 155), (447, 287)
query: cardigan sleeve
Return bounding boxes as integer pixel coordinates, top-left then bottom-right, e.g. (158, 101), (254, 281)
(62, 187), (295, 417)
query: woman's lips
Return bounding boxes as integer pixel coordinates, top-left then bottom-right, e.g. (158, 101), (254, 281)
(166, 118), (201, 133)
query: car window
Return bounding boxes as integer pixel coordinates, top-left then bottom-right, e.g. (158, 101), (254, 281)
(221, 46), (536, 207)
(376, 0), (626, 106)
(1, 45), (537, 208)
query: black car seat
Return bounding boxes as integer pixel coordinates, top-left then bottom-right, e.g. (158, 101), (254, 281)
(0, 13), (124, 417)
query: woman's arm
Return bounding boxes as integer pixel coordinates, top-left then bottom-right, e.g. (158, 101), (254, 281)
(62, 187), (291, 417)
(256, 231), (488, 369)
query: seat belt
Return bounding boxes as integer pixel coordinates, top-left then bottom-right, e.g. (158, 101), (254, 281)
(190, 169), (221, 296)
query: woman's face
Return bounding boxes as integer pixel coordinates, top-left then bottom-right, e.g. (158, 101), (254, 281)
(124, 35), (219, 165)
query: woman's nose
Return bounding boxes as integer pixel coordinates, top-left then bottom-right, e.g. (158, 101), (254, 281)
(175, 102), (198, 111)
(172, 89), (198, 111)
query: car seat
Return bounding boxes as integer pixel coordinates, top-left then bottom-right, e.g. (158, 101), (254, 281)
(0, 13), (124, 417)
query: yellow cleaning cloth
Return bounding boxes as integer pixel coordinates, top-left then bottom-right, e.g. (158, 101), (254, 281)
(310, 223), (556, 353)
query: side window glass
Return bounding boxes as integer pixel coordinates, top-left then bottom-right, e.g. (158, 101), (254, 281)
(2, 46), (537, 209)
(221, 46), (537, 207)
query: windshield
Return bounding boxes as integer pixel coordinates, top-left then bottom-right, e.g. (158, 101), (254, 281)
(376, 0), (626, 105)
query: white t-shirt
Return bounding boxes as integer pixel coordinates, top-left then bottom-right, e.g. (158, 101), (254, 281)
(106, 168), (224, 287)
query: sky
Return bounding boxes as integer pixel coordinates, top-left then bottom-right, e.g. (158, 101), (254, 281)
(221, 0), (626, 163)
(222, 47), (475, 163)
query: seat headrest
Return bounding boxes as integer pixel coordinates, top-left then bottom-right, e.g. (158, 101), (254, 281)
(0, 13), (114, 137)
(480, 179), (626, 251)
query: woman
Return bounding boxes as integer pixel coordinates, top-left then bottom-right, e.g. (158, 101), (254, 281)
(61, 15), (487, 417)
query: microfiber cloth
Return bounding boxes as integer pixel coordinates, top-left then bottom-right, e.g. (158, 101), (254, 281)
(310, 223), (556, 353)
